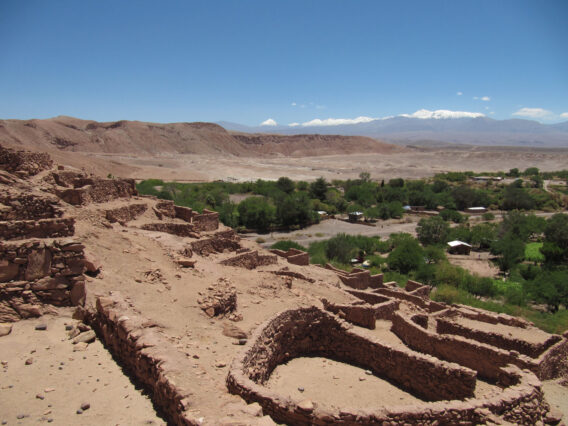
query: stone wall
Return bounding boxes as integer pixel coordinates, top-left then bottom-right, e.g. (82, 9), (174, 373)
(227, 307), (549, 425)
(446, 304), (531, 329)
(324, 264), (383, 290)
(345, 289), (390, 305)
(105, 203), (147, 224)
(0, 218), (75, 241)
(140, 223), (199, 238)
(0, 193), (63, 221)
(57, 178), (137, 205)
(391, 311), (534, 381)
(321, 299), (376, 329)
(220, 251), (277, 270)
(0, 144), (53, 176)
(84, 293), (200, 426)
(154, 200), (176, 218)
(436, 317), (562, 358)
(270, 248), (309, 266)
(405, 279), (430, 297)
(0, 239), (86, 322)
(174, 205), (194, 223)
(192, 209), (219, 232)
(228, 307), (476, 401)
(343, 290), (400, 320)
(374, 287), (446, 312)
(190, 235), (241, 256)
(536, 336), (568, 380)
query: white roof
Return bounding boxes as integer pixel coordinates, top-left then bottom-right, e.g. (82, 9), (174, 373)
(467, 207), (486, 210)
(350, 211), (364, 215)
(447, 240), (472, 247)
(317, 211), (327, 215)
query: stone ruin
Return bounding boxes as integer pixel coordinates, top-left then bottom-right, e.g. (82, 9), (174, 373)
(50, 170), (138, 205)
(220, 250), (278, 270)
(2, 145), (567, 425)
(0, 144), (53, 177)
(227, 280), (568, 425)
(324, 263), (383, 289)
(270, 247), (310, 266)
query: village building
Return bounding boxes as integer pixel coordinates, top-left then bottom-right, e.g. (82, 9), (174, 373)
(447, 240), (472, 255)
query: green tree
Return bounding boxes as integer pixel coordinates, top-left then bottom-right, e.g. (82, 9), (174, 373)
(325, 233), (358, 264)
(276, 192), (313, 227)
(237, 197), (275, 232)
(471, 223), (497, 250)
(416, 216), (450, 246)
(387, 238), (424, 274)
(276, 177), (295, 194)
(526, 270), (568, 313)
(309, 177), (328, 201)
(491, 232), (525, 272)
(541, 213), (568, 264)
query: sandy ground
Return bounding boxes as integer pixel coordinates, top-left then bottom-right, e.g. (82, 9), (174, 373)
(0, 310), (165, 425)
(248, 218), (419, 249)
(446, 252), (500, 278)
(36, 146), (568, 184)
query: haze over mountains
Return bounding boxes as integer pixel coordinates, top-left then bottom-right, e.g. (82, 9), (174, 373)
(219, 115), (568, 147)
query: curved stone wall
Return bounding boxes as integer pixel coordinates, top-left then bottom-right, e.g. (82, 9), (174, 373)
(227, 307), (551, 425)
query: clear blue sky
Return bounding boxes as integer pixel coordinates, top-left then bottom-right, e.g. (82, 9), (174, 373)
(1, 0), (567, 126)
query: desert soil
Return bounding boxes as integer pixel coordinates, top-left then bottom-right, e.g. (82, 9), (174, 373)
(0, 311), (165, 425)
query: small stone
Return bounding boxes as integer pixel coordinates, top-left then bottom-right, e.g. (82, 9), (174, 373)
(73, 342), (89, 352)
(25, 358), (34, 365)
(80, 402), (90, 411)
(72, 330), (96, 345)
(238, 338), (247, 345)
(365, 370), (372, 375)
(359, 377), (365, 381)
(77, 323), (90, 332)
(192, 354), (199, 359)
(298, 387), (304, 392)
(36, 393), (45, 400)
(45, 388), (55, 393)
(35, 324), (47, 331)
(297, 399), (314, 413)
(16, 414), (28, 419)
(76, 409), (83, 415)
(65, 324), (73, 331)
(0, 323), (12, 337)
(215, 361), (226, 368)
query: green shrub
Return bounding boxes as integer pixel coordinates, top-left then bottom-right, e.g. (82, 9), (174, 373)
(525, 242), (544, 262)
(433, 284), (461, 304)
(271, 240), (307, 252)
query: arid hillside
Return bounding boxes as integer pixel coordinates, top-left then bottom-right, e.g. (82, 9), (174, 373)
(0, 116), (402, 157)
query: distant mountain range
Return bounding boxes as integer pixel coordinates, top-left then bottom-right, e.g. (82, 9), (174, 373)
(218, 116), (568, 147)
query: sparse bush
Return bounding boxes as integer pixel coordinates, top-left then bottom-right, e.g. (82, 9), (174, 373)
(271, 240), (307, 252)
